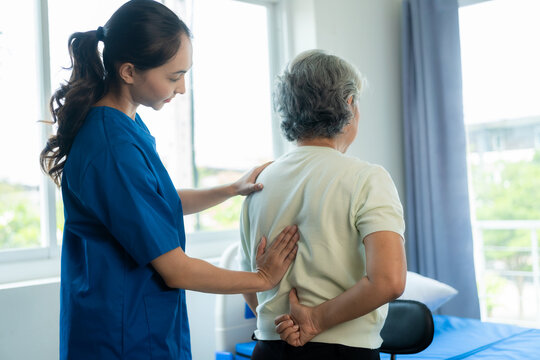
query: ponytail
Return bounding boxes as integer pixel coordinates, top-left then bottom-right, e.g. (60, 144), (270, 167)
(40, 29), (106, 186)
(40, 0), (191, 187)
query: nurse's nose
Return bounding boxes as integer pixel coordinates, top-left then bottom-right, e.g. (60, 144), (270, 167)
(175, 77), (186, 94)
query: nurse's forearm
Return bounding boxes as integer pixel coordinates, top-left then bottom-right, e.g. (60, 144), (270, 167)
(152, 226), (298, 294)
(177, 186), (235, 215)
(152, 247), (272, 293)
(175, 257), (270, 293)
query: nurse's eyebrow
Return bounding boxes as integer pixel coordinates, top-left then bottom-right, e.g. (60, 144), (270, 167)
(172, 62), (192, 75)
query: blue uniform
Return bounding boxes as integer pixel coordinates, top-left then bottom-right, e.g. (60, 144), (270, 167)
(60, 106), (191, 359)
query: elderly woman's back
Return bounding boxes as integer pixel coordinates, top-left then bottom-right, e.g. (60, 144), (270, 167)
(239, 50), (406, 360)
(240, 145), (403, 347)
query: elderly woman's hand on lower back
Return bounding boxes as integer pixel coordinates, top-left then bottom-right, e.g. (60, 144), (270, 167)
(274, 288), (322, 347)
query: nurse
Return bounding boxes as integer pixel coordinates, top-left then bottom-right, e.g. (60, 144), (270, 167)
(39, 1), (298, 359)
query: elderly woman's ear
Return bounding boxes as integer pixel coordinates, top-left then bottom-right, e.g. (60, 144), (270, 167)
(347, 95), (358, 117)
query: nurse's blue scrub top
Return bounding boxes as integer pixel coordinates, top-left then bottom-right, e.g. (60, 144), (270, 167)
(60, 106), (191, 359)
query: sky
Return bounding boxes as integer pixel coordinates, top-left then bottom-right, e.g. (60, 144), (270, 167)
(459, 0), (540, 124)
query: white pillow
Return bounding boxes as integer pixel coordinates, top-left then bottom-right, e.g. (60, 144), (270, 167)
(398, 271), (458, 311)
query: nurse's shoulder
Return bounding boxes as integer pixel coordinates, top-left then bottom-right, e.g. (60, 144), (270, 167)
(63, 106), (143, 189)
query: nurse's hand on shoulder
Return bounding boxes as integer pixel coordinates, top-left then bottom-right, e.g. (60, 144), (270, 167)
(232, 161), (273, 196)
(255, 225), (299, 290)
(274, 288), (322, 347)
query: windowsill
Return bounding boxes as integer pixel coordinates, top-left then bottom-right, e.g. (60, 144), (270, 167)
(0, 229), (240, 286)
(0, 276), (60, 291)
(184, 229), (240, 258)
(0, 255), (61, 285)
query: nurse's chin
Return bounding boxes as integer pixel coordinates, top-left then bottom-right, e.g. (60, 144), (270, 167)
(150, 102), (166, 111)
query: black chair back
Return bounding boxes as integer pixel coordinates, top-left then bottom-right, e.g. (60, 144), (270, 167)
(380, 300), (434, 359)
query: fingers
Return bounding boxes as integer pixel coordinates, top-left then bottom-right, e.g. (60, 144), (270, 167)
(277, 322), (299, 342)
(253, 183), (264, 192)
(270, 225), (299, 253)
(285, 331), (301, 347)
(256, 237), (267, 258)
(275, 319), (296, 335)
(282, 232), (299, 260)
(274, 312), (302, 347)
(253, 161), (273, 179)
(274, 314), (300, 345)
(284, 245), (299, 265)
(248, 161), (273, 187)
(274, 314), (291, 326)
(240, 182), (263, 196)
(248, 182), (264, 192)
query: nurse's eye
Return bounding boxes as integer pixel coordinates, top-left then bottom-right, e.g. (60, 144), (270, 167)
(169, 73), (185, 82)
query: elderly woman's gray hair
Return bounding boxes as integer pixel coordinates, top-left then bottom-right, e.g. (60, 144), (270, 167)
(274, 49), (365, 142)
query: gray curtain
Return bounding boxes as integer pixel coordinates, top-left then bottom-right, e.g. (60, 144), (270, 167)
(402, 0), (480, 319)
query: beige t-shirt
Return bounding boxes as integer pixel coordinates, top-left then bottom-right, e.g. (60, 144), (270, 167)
(239, 146), (405, 349)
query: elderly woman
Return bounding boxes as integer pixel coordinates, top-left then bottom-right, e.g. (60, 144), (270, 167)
(238, 49), (407, 360)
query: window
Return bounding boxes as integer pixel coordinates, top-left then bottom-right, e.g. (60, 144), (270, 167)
(459, 0), (540, 327)
(0, 1), (52, 260)
(189, 0), (274, 232)
(0, 0), (282, 273)
(143, 0), (276, 233)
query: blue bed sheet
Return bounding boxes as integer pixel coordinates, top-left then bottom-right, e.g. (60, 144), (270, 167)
(233, 315), (540, 359)
(380, 315), (540, 360)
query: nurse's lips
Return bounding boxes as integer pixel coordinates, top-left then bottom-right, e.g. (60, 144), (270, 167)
(164, 98), (172, 103)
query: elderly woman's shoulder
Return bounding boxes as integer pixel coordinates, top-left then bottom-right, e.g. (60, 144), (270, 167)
(340, 155), (394, 179)
(340, 153), (376, 169)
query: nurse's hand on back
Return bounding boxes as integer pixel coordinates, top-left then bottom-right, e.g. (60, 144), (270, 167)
(38, 1), (297, 359)
(152, 223), (299, 293)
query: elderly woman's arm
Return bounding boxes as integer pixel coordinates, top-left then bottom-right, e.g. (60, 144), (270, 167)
(243, 292), (259, 316)
(275, 231), (406, 346)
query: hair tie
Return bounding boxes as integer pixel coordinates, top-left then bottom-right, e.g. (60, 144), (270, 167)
(96, 26), (105, 41)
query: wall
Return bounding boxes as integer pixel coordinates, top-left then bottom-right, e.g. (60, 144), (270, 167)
(318, 0), (404, 198)
(0, 1), (404, 359)
(0, 280), (60, 360)
(284, 0), (405, 199)
(0, 270), (220, 360)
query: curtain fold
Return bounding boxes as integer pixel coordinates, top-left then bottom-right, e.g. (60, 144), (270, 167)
(401, 0), (480, 319)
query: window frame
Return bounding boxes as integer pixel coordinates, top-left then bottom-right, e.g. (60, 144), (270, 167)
(0, 0), (286, 283)
(0, 0), (58, 266)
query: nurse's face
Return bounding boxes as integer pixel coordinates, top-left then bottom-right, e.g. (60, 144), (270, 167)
(132, 33), (193, 110)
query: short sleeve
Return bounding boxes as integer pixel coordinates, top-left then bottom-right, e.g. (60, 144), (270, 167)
(354, 166), (405, 241)
(80, 143), (181, 265)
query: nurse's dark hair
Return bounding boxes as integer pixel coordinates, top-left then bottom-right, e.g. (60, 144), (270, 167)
(40, 0), (191, 186)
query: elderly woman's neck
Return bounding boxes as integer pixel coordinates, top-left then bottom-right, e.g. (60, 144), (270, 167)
(297, 137), (349, 153)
